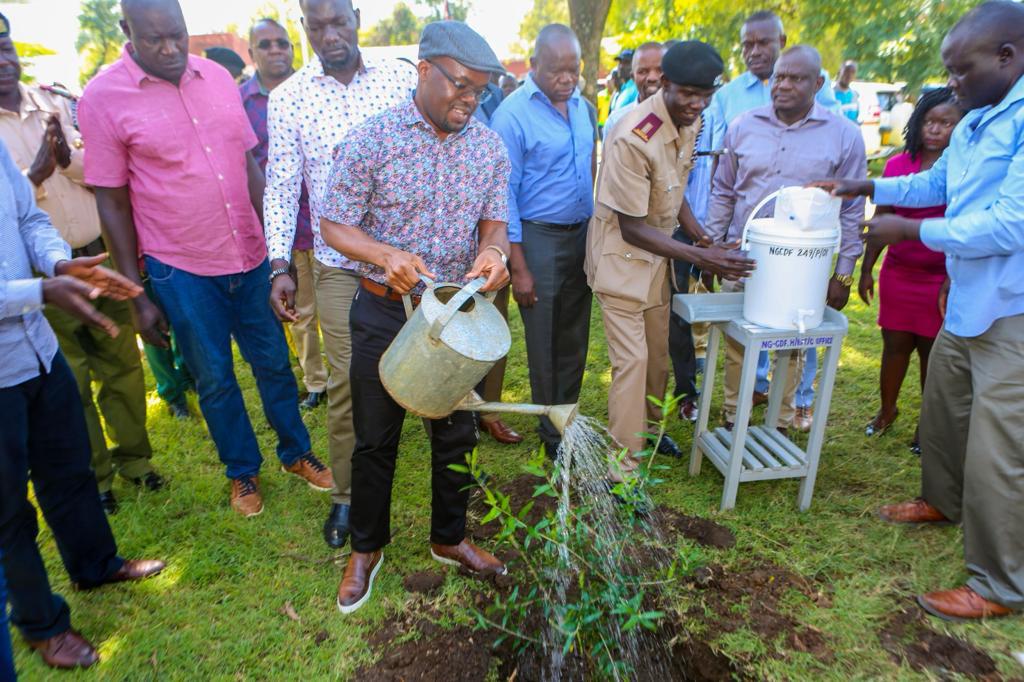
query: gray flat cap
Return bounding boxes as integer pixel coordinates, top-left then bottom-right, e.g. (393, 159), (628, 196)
(419, 21), (505, 75)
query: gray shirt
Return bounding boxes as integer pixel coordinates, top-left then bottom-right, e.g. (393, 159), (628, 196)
(0, 141), (71, 388)
(706, 103), (867, 275)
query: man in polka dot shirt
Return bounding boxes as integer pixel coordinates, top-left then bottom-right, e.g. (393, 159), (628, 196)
(264, 0), (417, 549)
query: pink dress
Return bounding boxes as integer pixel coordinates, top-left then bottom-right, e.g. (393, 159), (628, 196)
(877, 152), (948, 338)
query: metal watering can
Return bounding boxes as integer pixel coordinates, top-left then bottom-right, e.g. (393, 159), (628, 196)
(379, 276), (579, 433)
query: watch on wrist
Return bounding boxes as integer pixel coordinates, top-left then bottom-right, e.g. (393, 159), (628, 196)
(832, 273), (854, 287)
(269, 266), (291, 284)
(484, 244), (508, 266)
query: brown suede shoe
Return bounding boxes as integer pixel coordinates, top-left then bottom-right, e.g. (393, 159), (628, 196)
(75, 559), (165, 590)
(337, 550), (383, 614)
(481, 418), (524, 445)
(282, 452), (334, 491)
(917, 586), (1013, 621)
(752, 391), (769, 407)
(230, 475), (264, 517)
(28, 629), (99, 669)
(431, 539), (507, 575)
(877, 497), (952, 525)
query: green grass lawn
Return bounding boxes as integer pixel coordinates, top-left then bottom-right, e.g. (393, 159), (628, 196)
(11, 268), (1024, 680)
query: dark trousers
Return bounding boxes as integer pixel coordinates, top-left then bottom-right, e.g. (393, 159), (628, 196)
(348, 289), (477, 553)
(145, 256), (311, 479)
(0, 353), (123, 641)
(518, 221), (592, 453)
(0, 555), (13, 681)
(670, 229), (698, 401)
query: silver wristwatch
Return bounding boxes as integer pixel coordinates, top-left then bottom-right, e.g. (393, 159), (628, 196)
(269, 266), (291, 284)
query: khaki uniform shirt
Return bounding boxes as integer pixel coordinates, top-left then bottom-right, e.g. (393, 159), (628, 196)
(585, 92), (698, 311)
(0, 83), (99, 249)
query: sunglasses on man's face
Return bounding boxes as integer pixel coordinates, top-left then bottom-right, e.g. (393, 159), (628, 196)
(257, 39), (291, 50)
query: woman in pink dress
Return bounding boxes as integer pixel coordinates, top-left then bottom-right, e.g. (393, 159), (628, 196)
(858, 88), (964, 454)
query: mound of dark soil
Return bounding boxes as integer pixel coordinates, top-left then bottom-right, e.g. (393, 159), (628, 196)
(653, 507), (737, 548)
(402, 571), (446, 594)
(878, 607), (1000, 680)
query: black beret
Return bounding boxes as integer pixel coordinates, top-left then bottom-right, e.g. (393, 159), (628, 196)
(205, 47), (245, 71)
(661, 40), (724, 89)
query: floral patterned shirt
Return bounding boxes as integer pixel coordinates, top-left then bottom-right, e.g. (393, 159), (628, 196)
(321, 100), (511, 287)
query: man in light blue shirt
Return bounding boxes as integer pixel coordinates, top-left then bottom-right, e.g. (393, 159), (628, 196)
(491, 24), (596, 455)
(706, 10), (841, 431)
(826, 0), (1024, 622)
(609, 48), (637, 112)
(0, 137), (165, 669)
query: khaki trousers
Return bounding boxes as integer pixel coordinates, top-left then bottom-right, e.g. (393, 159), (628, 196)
(920, 314), (1024, 609)
(291, 249), (328, 394)
(477, 286), (509, 425)
(312, 262), (360, 505)
(597, 293), (670, 455)
(721, 279), (803, 426)
(45, 290), (153, 493)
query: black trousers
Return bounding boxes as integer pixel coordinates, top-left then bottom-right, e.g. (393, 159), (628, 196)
(0, 352), (123, 641)
(670, 229), (699, 401)
(518, 220), (592, 454)
(348, 288), (477, 553)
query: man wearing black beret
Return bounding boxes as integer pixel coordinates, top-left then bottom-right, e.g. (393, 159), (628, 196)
(585, 41), (755, 474)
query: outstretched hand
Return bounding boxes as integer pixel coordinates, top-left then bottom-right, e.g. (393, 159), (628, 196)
(692, 241), (756, 281)
(54, 254), (143, 300)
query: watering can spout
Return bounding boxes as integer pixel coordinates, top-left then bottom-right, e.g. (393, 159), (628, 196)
(457, 392), (579, 435)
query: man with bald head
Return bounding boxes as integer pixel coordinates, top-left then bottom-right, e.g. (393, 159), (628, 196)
(603, 41), (665, 135)
(264, 0), (418, 548)
(79, 0), (333, 517)
(824, 0), (1024, 621)
(706, 46), (866, 433)
(490, 24), (596, 456)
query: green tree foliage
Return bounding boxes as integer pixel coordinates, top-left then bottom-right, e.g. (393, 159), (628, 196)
(13, 41), (56, 84)
(514, 0), (571, 57)
(76, 0), (123, 86)
(422, 0), (471, 21)
(247, 3), (308, 70)
(361, 1), (473, 47)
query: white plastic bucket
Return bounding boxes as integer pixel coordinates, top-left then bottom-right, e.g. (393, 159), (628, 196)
(740, 190), (841, 332)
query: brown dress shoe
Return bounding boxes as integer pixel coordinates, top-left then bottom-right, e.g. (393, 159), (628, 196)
(282, 452), (334, 491)
(678, 399), (698, 422)
(28, 629), (99, 669)
(918, 586), (1013, 621)
(877, 497), (952, 525)
(230, 475), (264, 517)
(481, 418), (524, 445)
(752, 391), (769, 407)
(75, 559), (165, 590)
(431, 539), (507, 575)
(795, 406), (813, 432)
(337, 550), (383, 614)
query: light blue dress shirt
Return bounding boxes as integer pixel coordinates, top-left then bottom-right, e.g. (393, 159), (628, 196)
(490, 74), (595, 243)
(610, 78), (638, 112)
(686, 109), (727, 225)
(873, 75), (1024, 338)
(0, 141), (71, 388)
(709, 69), (840, 127)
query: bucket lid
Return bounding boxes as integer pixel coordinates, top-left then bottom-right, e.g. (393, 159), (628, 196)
(421, 283), (511, 362)
(745, 217), (837, 241)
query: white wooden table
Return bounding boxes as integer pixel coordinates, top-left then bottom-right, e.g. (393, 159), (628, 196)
(673, 293), (849, 511)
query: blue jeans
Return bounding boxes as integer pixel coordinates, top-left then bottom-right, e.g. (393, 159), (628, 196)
(0, 556), (14, 681)
(145, 257), (310, 479)
(796, 348), (817, 408)
(755, 351), (770, 393)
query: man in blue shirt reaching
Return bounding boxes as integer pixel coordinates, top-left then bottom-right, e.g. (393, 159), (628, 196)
(822, 0), (1024, 622)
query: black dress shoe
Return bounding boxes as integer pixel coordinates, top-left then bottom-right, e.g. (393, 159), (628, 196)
(300, 391), (325, 410)
(323, 503), (350, 548)
(99, 491), (118, 515)
(648, 434), (683, 458)
(168, 400), (190, 420)
(129, 471), (165, 491)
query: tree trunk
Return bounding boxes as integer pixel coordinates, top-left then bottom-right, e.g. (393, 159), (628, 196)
(568, 0), (613, 104)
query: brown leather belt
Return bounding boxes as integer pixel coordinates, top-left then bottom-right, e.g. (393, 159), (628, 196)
(360, 277), (421, 305)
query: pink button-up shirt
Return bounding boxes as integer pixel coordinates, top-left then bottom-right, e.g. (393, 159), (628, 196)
(78, 46), (265, 276)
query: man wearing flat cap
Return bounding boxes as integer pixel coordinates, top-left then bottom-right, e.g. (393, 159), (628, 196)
(320, 21), (512, 614)
(585, 41), (755, 474)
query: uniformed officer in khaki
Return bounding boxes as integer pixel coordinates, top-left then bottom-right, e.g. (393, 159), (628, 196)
(585, 42), (755, 470)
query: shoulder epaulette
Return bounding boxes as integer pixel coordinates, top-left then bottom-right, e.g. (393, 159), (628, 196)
(631, 113), (664, 143)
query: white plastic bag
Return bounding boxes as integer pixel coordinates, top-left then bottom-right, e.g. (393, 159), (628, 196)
(774, 187), (841, 232)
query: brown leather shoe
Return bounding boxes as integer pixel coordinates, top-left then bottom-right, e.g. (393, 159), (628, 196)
(877, 497), (952, 525)
(917, 586), (1013, 621)
(337, 550), (383, 614)
(431, 539), (507, 575)
(28, 629), (99, 669)
(75, 559), (165, 590)
(678, 399), (698, 422)
(282, 452), (334, 491)
(752, 391), (769, 407)
(481, 418), (523, 445)
(795, 406), (813, 432)
(230, 475), (264, 517)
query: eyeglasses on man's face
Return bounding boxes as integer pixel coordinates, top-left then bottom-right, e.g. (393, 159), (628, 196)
(429, 60), (492, 104)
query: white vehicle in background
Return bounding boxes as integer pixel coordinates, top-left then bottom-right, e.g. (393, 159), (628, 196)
(850, 81), (904, 156)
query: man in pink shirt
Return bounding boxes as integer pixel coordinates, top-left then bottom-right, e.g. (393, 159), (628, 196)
(78, 0), (332, 517)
